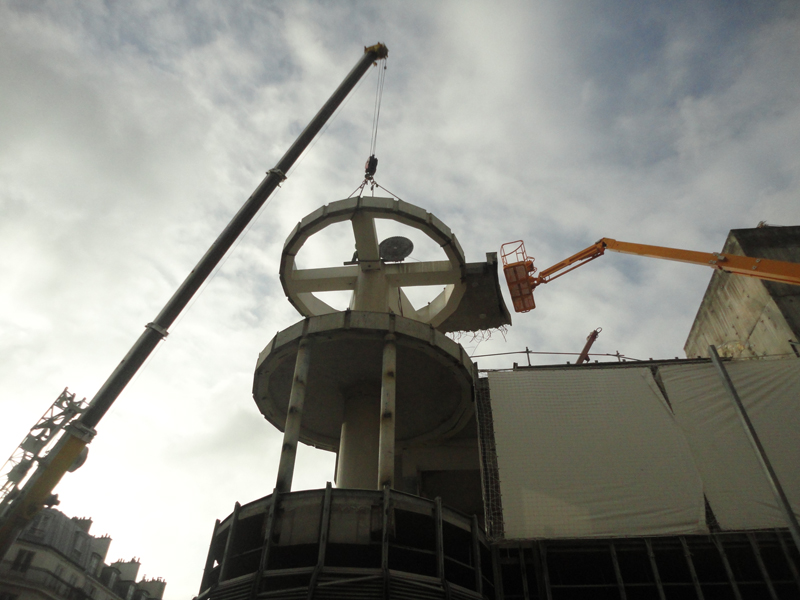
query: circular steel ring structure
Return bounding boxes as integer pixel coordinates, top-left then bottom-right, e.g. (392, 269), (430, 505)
(253, 312), (476, 452)
(280, 197), (467, 328)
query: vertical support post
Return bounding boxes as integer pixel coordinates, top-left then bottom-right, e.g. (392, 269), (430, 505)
(251, 490), (280, 597)
(378, 334), (397, 490)
(275, 339), (311, 493)
(218, 502), (241, 583)
(307, 483), (332, 600)
(540, 542), (552, 600)
(610, 543), (627, 600)
(518, 546), (531, 600)
(747, 533), (778, 600)
(491, 545), (505, 600)
(381, 485), (391, 600)
(199, 519), (221, 593)
(532, 542), (548, 600)
(435, 497), (451, 599)
(712, 534), (743, 600)
(471, 515), (483, 596)
(645, 539), (666, 600)
(775, 529), (800, 592)
(709, 345), (800, 551)
(680, 537), (705, 600)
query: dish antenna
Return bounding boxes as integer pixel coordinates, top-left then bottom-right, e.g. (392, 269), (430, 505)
(379, 236), (413, 262)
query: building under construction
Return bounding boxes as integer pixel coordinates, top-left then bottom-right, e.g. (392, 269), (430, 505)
(195, 203), (800, 600)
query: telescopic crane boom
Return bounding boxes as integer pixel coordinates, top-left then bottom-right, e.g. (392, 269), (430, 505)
(0, 43), (389, 558)
(501, 237), (800, 313)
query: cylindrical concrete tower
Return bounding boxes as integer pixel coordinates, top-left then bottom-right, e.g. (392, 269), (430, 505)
(263, 197), (476, 493)
(254, 310), (476, 490)
(198, 197), (501, 600)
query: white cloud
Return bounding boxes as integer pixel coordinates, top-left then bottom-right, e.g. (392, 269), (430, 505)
(1, 2), (799, 597)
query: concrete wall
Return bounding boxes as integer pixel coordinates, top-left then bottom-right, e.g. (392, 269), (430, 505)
(394, 412), (484, 522)
(685, 225), (800, 358)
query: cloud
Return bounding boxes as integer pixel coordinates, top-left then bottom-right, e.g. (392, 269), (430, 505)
(1, 2), (799, 597)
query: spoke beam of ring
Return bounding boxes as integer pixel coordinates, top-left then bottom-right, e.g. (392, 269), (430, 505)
(352, 213), (381, 264)
(285, 266), (359, 293)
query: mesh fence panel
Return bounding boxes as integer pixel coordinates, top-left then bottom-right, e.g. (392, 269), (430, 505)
(475, 376), (504, 541)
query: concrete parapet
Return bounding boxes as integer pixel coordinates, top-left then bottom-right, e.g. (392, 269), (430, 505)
(198, 487), (493, 600)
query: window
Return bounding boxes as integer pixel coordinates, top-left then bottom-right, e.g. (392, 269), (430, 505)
(88, 554), (101, 576)
(54, 564), (65, 580)
(71, 532), (86, 560)
(125, 584), (135, 600)
(11, 549), (35, 573)
(29, 512), (51, 537)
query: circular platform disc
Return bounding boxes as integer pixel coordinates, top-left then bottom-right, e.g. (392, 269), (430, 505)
(253, 312), (476, 452)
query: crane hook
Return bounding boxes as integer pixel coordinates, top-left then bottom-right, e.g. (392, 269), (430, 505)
(365, 154), (378, 180)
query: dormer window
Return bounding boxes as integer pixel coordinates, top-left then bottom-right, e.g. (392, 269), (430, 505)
(88, 553), (101, 576)
(71, 532), (86, 560)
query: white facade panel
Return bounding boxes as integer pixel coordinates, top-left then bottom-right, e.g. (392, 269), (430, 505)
(660, 359), (800, 530)
(487, 368), (706, 539)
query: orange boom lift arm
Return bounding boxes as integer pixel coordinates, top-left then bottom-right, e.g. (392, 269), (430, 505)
(500, 238), (800, 313)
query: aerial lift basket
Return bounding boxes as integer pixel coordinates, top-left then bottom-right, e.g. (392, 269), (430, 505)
(500, 240), (536, 312)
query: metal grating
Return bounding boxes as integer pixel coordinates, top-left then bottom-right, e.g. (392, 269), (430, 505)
(474, 377), (503, 541)
(198, 488), (493, 600)
(496, 530), (800, 600)
(209, 577), (255, 600)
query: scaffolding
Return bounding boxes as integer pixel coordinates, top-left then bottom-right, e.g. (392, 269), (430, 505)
(0, 389), (87, 515)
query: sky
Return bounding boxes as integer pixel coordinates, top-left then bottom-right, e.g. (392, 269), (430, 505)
(1, 1), (799, 597)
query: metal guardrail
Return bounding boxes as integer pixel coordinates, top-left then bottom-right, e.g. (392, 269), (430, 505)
(198, 487), (493, 600)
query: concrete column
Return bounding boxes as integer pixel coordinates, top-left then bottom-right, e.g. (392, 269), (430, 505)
(351, 270), (391, 312)
(378, 335), (396, 489)
(275, 339), (310, 493)
(336, 392), (379, 489)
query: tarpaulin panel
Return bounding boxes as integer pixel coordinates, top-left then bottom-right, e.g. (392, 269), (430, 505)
(487, 368), (706, 539)
(661, 359), (800, 530)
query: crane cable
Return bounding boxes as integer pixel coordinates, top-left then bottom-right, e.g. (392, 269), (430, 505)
(364, 56), (387, 182)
